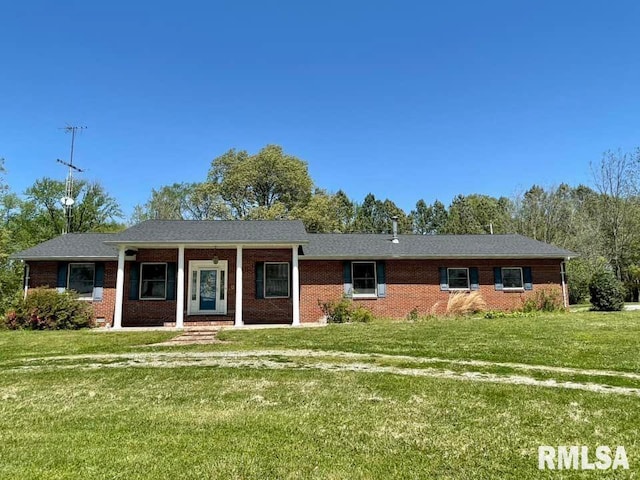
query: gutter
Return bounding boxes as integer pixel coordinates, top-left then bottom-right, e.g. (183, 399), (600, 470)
(560, 256), (571, 308)
(23, 264), (29, 300)
(300, 254), (574, 261)
(11, 256), (119, 261)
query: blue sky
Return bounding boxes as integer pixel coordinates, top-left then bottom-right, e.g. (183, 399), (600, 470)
(2, 1), (639, 219)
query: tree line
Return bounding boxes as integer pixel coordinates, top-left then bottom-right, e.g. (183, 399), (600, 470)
(2, 145), (640, 310)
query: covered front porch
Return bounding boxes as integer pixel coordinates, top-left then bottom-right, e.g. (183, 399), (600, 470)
(110, 244), (301, 329)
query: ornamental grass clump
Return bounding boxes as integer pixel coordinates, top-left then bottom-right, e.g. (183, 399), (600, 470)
(445, 291), (487, 316)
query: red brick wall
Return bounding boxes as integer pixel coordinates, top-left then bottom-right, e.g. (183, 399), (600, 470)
(242, 249), (293, 324)
(299, 260), (342, 323)
(94, 262), (117, 325)
(27, 261), (58, 288)
(299, 258), (565, 322)
(26, 260), (117, 326)
(27, 255), (567, 327)
(122, 249), (177, 326)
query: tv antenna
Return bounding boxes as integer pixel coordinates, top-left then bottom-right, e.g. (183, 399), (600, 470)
(56, 125), (86, 234)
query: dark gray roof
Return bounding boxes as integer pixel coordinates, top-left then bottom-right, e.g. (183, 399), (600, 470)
(104, 220), (309, 245)
(12, 233), (118, 260)
(302, 233), (575, 259)
(12, 223), (574, 261)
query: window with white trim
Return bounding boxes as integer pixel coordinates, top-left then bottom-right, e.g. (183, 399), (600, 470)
(68, 263), (95, 299)
(447, 268), (469, 290)
(502, 267), (523, 289)
(264, 262), (290, 298)
(352, 261), (377, 297)
(140, 263), (167, 300)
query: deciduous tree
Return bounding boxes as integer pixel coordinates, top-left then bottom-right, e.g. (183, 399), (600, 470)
(207, 145), (313, 218)
(0, 159), (22, 313)
(131, 182), (230, 223)
(590, 149), (640, 279)
(11, 178), (123, 247)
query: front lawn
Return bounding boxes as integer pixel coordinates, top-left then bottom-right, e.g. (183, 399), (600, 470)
(215, 311), (640, 372)
(0, 329), (175, 363)
(0, 311), (638, 479)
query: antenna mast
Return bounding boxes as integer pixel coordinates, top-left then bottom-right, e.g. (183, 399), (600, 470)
(57, 125), (86, 234)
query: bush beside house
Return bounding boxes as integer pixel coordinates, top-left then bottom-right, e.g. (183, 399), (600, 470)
(3, 288), (95, 330)
(318, 297), (374, 323)
(521, 287), (564, 312)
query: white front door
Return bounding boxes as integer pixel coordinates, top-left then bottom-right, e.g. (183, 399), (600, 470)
(188, 260), (228, 315)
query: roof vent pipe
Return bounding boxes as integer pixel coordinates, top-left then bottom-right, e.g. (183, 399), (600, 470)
(391, 216), (399, 244)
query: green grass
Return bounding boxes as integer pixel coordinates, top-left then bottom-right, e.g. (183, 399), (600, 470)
(0, 329), (176, 363)
(1, 311), (639, 479)
(569, 303), (591, 312)
(214, 311), (640, 371)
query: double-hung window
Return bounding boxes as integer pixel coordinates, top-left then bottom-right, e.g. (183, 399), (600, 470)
(68, 263), (95, 299)
(264, 262), (290, 298)
(352, 262), (377, 297)
(447, 268), (469, 290)
(140, 263), (167, 300)
(502, 267), (523, 290)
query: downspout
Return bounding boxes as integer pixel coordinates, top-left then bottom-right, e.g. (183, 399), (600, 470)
(560, 257), (570, 309)
(23, 263), (30, 300)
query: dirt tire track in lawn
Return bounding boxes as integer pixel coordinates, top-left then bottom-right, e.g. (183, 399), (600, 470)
(2, 350), (640, 398)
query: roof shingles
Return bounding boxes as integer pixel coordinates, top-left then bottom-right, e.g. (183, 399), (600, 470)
(302, 233), (574, 259)
(12, 233), (119, 260)
(104, 220), (309, 244)
(12, 221), (575, 260)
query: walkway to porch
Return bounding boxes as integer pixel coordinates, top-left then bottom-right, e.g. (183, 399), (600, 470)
(98, 322), (326, 332)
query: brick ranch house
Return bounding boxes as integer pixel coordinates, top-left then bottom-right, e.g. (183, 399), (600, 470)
(13, 219), (574, 328)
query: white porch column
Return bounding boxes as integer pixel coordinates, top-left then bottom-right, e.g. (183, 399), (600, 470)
(292, 246), (300, 326)
(176, 245), (185, 328)
(113, 246), (126, 329)
(235, 245), (243, 326)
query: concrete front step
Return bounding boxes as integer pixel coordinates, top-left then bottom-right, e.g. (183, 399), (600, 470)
(164, 321), (232, 328)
